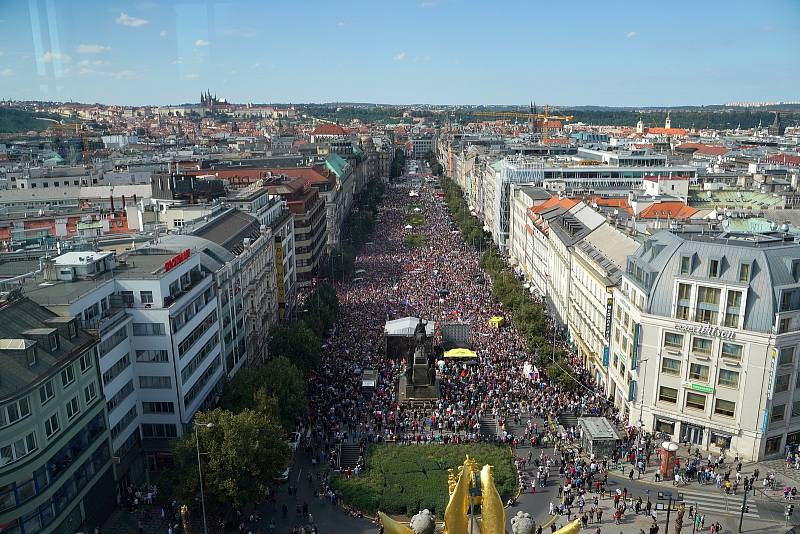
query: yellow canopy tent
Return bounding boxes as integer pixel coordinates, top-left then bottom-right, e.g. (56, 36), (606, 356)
(489, 316), (504, 329)
(444, 348), (477, 359)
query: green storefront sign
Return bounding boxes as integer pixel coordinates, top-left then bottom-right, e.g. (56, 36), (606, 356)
(689, 383), (714, 394)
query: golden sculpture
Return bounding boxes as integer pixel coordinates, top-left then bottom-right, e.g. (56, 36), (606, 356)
(378, 455), (583, 534)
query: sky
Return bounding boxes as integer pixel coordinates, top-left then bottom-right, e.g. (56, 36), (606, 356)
(0, 0), (798, 107)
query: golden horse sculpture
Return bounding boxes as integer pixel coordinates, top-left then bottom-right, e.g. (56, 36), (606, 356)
(378, 455), (584, 534)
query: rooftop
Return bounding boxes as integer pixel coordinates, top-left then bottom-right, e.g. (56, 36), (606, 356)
(0, 297), (97, 401)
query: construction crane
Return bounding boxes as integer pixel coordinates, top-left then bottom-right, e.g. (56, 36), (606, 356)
(473, 105), (574, 142)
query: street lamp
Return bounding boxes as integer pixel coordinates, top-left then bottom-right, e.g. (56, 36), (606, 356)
(637, 358), (649, 468)
(194, 421), (214, 534)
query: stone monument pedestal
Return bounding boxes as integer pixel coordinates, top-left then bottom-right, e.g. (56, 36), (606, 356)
(398, 374), (439, 404)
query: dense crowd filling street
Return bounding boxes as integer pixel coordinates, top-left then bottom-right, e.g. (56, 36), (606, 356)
(303, 168), (615, 461)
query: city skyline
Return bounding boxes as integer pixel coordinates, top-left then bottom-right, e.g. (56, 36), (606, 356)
(0, 0), (798, 107)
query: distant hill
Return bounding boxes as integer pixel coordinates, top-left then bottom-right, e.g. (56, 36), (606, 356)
(0, 108), (59, 133)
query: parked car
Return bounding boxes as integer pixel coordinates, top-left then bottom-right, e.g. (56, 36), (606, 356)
(288, 431), (301, 452)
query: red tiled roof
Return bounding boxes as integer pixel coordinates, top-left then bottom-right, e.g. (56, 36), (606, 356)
(311, 123), (347, 136)
(265, 166), (333, 184)
(695, 145), (729, 156)
(646, 127), (688, 136)
(767, 154), (800, 167)
(638, 202), (698, 220)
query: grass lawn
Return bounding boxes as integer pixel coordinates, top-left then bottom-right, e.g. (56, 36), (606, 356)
(406, 214), (426, 227)
(331, 444), (517, 517)
(404, 234), (427, 248)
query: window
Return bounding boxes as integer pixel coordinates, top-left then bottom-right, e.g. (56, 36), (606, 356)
(79, 352), (92, 373)
(711, 366), (738, 387)
(739, 262), (751, 283)
(658, 386), (678, 404)
(98, 326), (128, 357)
(714, 399), (736, 417)
(140, 291), (153, 305)
(0, 398), (31, 429)
(779, 347), (795, 366)
(721, 342), (742, 361)
(772, 404), (786, 422)
(66, 396), (80, 420)
(775, 373), (791, 393)
(106, 380), (134, 412)
(120, 291), (134, 306)
(654, 418), (675, 435)
(181, 333), (219, 384)
(0, 432), (37, 466)
(685, 392), (707, 411)
(60, 365), (75, 387)
(708, 259), (720, 278)
(142, 401), (175, 414)
(141, 423), (178, 439)
(691, 337), (712, 356)
(39, 381), (54, 404)
(664, 332), (684, 351)
(792, 401), (800, 417)
(724, 290), (742, 327)
(696, 286), (721, 324)
(661, 357), (682, 376)
(132, 323), (166, 336)
(178, 311), (217, 357)
(710, 431), (732, 449)
(689, 363), (710, 382)
(765, 435), (783, 455)
(139, 376), (172, 389)
(780, 317), (793, 334)
(173, 218), (185, 228)
(136, 349), (169, 363)
(84, 382), (97, 404)
(676, 283), (691, 320)
(44, 413), (60, 438)
(102, 353), (131, 386)
(680, 255), (691, 275)
(110, 406), (138, 440)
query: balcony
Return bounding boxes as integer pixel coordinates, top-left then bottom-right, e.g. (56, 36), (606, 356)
(77, 308), (127, 336)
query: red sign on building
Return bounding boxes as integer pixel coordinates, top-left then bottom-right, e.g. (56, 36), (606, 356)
(164, 249), (191, 272)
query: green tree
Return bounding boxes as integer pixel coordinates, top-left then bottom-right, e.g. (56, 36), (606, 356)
(268, 322), (321, 373)
(168, 408), (290, 509)
(219, 357), (307, 431)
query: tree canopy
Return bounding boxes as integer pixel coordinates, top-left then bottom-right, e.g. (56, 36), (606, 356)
(167, 407), (290, 509)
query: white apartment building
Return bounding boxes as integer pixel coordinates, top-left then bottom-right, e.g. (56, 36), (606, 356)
(610, 230), (800, 460)
(23, 248), (226, 482)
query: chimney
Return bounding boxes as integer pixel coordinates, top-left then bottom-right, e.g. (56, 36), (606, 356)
(110, 195), (115, 212)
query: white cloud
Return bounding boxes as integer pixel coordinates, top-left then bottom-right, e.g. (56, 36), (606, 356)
(75, 44), (111, 54)
(626, 31), (637, 38)
(39, 51), (71, 63)
(0, 68), (13, 77)
(336, 21), (345, 27)
(111, 70), (140, 80)
(392, 51), (406, 61)
(195, 39), (210, 47)
(159, 30), (168, 38)
(186, 73), (200, 79)
(116, 12), (148, 27)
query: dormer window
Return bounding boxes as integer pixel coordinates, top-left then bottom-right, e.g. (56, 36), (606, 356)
(22, 328), (59, 353)
(680, 256), (690, 275)
(709, 259), (720, 278)
(738, 262), (751, 283)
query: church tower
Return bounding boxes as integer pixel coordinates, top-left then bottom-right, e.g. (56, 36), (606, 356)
(664, 112), (672, 129)
(636, 117), (644, 134)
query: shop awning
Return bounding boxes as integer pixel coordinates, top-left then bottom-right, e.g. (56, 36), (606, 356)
(444, 348), (477, 359)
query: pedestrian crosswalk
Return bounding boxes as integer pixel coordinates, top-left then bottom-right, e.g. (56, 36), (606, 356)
(644, 487), (760, 520)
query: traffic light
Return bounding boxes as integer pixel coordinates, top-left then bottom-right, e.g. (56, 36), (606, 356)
(787, 504), (794, 517)
(741, 505), (749, 513)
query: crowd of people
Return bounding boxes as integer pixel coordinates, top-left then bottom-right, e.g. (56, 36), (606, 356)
(301, 173), (616, 468)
